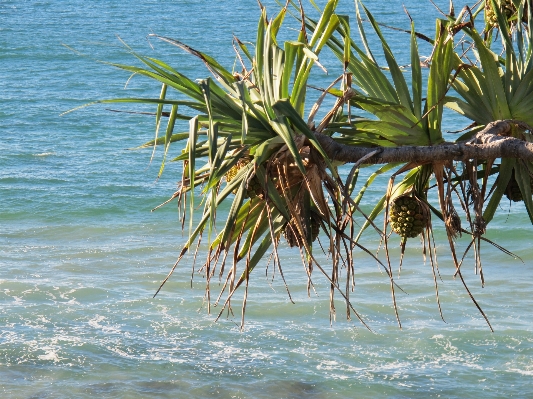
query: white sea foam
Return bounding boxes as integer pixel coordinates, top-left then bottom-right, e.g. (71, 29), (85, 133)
(507, 368), (533, 376)
(38, 349), (61, 362)
(12, 296), (24, 304)
(167, 357), (187, 364)
(88, 315), (122, 334)
(106, 346), (134, 359)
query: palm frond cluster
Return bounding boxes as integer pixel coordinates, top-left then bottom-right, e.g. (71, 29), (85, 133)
(92, 0), (533, 329)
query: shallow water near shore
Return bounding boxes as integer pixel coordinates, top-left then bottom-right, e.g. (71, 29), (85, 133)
(2, 0), (533, 397)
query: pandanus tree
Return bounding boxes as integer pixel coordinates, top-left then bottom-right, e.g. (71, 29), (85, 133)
(72, 0), (533, 330)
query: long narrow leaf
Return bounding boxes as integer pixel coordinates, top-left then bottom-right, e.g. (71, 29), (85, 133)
(158, 104), (178, 178)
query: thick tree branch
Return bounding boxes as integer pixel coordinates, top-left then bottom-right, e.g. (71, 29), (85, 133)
(316, 120), (533, 165)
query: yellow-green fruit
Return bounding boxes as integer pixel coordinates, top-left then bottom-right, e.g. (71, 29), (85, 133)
(225, 165), (239, 183)
(225, 158), (249, 183)
(485, 0), (516, 27)
(226, 156), (253, 196)
(389, 196), (426, 238)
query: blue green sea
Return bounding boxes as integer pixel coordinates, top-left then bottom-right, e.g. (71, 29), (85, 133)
(2, 0), (533, 397)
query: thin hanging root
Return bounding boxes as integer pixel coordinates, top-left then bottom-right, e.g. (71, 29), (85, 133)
(461, 159), (487, 286)
(264, 251), (275, 281)
(433, 162), (447, 217)
(214, 207), (252, 307)
(314, 222), (329, 257)
(473, 235), (485, 287)
(435, 162), (461, 241)
(477, 234), (522, 260)
(216, 201), (255, 312)
(266, 201), (294, 304)
(442, 211), (461, 275)
(151, 189), (180, 212)
(329, 273), (337, 323)
(457, 269), (494, 332)
(329, 227), (341, 324)
(388, 261), (401, 328)
(238, 244), (253, 331)
(216, 243), (231, 281)
(382, 161), (436, 328)
(214, 266), (234, 307)
(421, 228), (427, 263)
(212, 244), (225, 279)
(153, 246), (188, 298)
(214, 202), (247, 278)
(398, 238), (407, 278)
(302, 166), (329, 217)
(454, 227), (522, 279)
(283, 221), (373, 331)
(426, 227), (445, 323)
(383, 164), (417, 328)
(180, 188), (187, 231)
(215, 272), (245, 323)
(345, 217), (355, 320)
(381, 195), (410, 316)
(226, 304), (235, 319)
(344, 189), (385, 239)
(216, 206), (266, 327)
(383, 228), (401, 328)
(240, 259), (250, 332)
(191, 233), (204, 284)
(375, 232), (387, 271)
(330, 223), (406, 292)
(455, 237), (475, 277)
(204, 248), (214, 314)
(480, 158), (495, 204)
(429, 224), (443, 282)
(290, 221), (317, 297)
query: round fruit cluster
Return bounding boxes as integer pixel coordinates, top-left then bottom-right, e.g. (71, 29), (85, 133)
(505, 172), (533, 202)
(246, 176), (264, 198)
(505, 175), (523, 202)
(485, 0), (517, 27)
(225, 158), (249, 183)
(283, 216), (320, 247)
(389, 196), (426, 238)
(226, 157), (264, 198)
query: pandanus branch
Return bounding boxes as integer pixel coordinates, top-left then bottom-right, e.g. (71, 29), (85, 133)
(316, 120), (533, 165)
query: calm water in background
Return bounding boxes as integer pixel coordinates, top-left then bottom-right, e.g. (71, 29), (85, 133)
(2, 1), (533, 397)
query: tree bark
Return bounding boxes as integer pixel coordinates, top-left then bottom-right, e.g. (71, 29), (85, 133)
(316, 120), (533, 165)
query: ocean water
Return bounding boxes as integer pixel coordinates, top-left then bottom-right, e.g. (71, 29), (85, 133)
(2, 0), (533, 398)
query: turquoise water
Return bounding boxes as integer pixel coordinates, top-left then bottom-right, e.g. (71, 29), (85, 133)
(2, 0), (533, 397)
